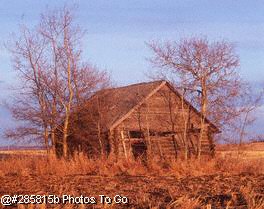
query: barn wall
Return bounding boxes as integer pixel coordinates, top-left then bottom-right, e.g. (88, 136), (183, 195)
(114, 84), (215, 159)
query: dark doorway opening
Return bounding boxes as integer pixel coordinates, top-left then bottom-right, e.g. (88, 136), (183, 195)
(131, 141), (147, 160)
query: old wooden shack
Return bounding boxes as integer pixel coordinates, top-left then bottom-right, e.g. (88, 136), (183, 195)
(62, 80), (219, 159)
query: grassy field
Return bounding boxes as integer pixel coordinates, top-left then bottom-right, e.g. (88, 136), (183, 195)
(0, 149), (46, 161)
(0, 143), (264, 209)
(216, 142), (264, 159)
(0, 149), (46, 155)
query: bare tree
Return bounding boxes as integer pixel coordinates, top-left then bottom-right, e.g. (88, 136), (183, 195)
(147, 37), (248, 159)
(5, 26), (51, 151)
(6, 7), (110, 158)
(232, 85), (263, 146)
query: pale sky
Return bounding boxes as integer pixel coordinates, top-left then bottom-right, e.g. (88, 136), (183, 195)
(0, 0), (263, 145)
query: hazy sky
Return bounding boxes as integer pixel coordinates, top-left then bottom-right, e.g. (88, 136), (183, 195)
(0, 0), (263, 145)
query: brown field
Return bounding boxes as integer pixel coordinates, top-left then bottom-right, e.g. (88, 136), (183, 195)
(0, 149), (46, 156)
(216, 142), (264, 159)
(0, 144), (264, 209)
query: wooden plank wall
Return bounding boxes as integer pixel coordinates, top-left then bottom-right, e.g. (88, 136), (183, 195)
(114, 84), (214, 159)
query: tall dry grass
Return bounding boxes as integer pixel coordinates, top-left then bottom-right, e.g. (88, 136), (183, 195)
(240, 186), (264, 209)
(0, 153), (263, 178)
(1, 154), (264, 209)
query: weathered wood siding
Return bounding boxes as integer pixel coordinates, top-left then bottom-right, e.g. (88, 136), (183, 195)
(114, 84), (215, 159)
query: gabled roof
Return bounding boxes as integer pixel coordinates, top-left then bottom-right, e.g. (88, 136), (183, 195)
(84, 80), (219, 133)
(86, 80), (164, 131)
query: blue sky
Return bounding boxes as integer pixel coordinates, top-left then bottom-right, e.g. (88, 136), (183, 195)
(0, 0), (263, 145)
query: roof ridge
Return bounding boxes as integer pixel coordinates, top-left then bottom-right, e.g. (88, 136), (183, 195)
(107, 80), (165, 91)
(109, 80), (167, 130)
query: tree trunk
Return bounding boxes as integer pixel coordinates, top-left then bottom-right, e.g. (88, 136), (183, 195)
(181, 89), (189, 161)
(97, 121), (104, 156)
(198, 77), (207, 160)
(50, 126), (56, 155)
(61, 25), (74, 159)
(145, 103), (152, 158)
(44, 126), (49, 154)
(62, 108), (70, 158)
(121, 130), (128, 159)
(108, 130), (117, 160)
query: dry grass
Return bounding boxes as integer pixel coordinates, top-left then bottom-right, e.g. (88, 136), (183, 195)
(0, 153), (264, 178)
(169, 195), (202, 209)
(216, 142), (264, 159)
(0, 153), (148, 177)
(0, 151), (264, 181)
(240, 186), (264, 209)
(0, 149), (46, 155)
(0, 153), (264, 208)
(217, 142), (264, 151)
